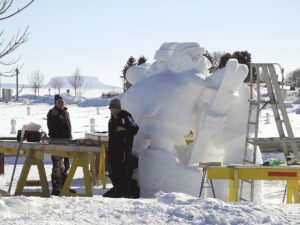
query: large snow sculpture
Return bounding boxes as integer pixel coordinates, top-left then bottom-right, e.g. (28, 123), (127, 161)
(121, 42), (263, 201)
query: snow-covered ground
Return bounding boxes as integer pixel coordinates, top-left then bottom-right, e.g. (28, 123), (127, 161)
(0, 88), (300, 224)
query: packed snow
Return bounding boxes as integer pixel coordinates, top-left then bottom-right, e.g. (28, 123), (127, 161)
(121, 42), (262, 200)
(1, 42), (300, 224)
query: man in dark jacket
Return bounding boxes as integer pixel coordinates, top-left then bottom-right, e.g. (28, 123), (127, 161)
(103, 98), (139, 198)
(47, 94), (73, 196)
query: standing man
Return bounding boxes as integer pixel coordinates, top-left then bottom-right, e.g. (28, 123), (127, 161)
(103, 98), (139, 198)
(47, 94), (74, 196)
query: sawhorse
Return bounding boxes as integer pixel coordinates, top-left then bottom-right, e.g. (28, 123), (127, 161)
(0, 142), (104, 197)
(199, 166), (216, 198)
(207, 165), (300, 203)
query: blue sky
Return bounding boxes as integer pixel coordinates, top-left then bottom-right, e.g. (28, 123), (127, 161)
(1, 0), (300, 86)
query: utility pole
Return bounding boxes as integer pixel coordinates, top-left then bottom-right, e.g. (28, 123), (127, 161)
(281, 68), (284, 89)
(16, 68), (19, 101)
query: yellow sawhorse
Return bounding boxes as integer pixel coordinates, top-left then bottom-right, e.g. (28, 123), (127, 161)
(14, 149), (95, 197)
(207, 165), (300, 204)
(15, 149), (49, 197)
(0, 145), (49, 197)
(94, 142), (107, 188)
(42, 149), (96, 197)
(83, 133), (108, 188)
(55, 151), (94, 197)
(0, 142), (104, 197)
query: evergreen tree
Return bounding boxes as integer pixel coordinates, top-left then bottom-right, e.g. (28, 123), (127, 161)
(137, 56), (147, 65)
(232, 51), (252, 82)
(217, 51), (252, 82)
(121, 56), (147, 91)
(122, 56), (136, 78)
(217, 53), (232, 69)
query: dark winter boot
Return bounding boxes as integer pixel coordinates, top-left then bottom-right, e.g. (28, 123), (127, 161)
(103, 187), (122, 198)
(69, 188), (77, 193)
(130, 180), (140, 199)
(51, 189), (60, 196)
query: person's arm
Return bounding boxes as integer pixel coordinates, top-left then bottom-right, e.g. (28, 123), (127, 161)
(125, 114), (139, 136)
(47, 110), (54, 137)
(123, 113), (139, 164)
(66, 111), (72, 138)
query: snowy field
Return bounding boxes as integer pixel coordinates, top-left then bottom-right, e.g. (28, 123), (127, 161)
(0, 88), (300, 224)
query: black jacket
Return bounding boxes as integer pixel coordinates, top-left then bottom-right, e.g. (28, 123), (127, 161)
(108, 110), (139, 162)
(47, 106), (72, 138)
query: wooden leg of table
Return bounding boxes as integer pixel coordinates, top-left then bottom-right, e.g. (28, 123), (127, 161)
(60, 158), (78, 196)
(15, 158), (31, 195)
(82, 158), (92, 197)
(286, 180), (293, 204)
(15, 150), (49, 197)
(37, 160), (50, 197)
(99, 143), (106, 188)
(61, 153), (93, 197)
(285, 180), (299, 204)
(90, 153), (96, 186)
(229, 168), (239, 202)
(295, 181), (300, 203)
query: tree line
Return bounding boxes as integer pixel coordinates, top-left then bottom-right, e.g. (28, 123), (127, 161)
(285, 69), (300, 88)
(121, 50), (300, 91)
(0, 1), (85, 99)
(121, 50), (252, 91)
(28, 68), (85, 98)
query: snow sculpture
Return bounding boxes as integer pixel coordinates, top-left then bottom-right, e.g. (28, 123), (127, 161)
(121, 42), (263, 201)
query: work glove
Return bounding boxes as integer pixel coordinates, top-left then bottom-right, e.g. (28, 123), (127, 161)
(116, 126), (126, 132)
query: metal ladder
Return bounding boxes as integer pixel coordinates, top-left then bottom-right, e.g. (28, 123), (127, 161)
(241, 63), (300, 202)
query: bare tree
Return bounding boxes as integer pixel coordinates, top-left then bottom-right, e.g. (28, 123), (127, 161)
(0, 28), (28, 68)
(28, 70), (44, 98)
(0, 0), (35, 101)
(0, 1), (34, 76)
(68, 68), (84, 97)
(285, 68), (300, 87)
(0, 0), (34, 21)
(50, 77), (64, 94)
(204, 51), (226, 73)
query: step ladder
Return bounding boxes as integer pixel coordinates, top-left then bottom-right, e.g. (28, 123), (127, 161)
(241, 63), (300, 202)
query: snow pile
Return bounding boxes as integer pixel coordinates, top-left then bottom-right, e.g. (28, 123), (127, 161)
(0, 192), (296, 225)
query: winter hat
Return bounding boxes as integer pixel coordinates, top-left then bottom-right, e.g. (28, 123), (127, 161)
(54, 94), (63, 104)
(109, 98), (121, 109)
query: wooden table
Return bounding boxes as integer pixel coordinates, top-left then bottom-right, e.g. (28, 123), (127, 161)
(207, 165), (300, 203)
(0, 139), (107, 197)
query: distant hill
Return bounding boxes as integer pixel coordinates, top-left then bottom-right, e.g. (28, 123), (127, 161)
(0, 76), (120, 89)
(0, 83), (32, 88)
(46, 76), (120, 89)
